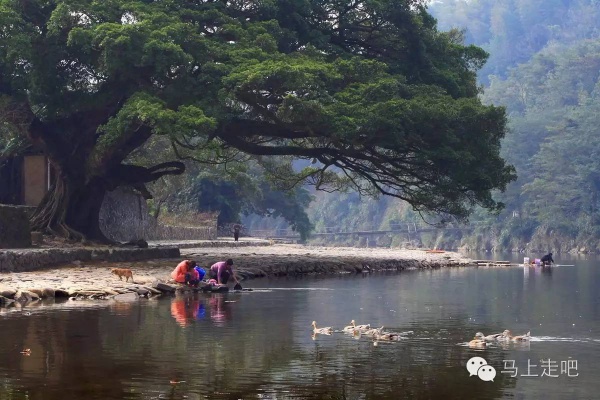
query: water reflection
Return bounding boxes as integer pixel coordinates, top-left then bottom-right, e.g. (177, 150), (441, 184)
(209, 294), (232, 326)
(170, 296), (201, 327)
(1, 259), (599, 399)
(168, 294), (233, 327)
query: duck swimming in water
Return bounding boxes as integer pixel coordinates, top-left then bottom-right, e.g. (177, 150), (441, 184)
(312, 321), (333, 335)
(350, 320), (371, 331)
(374, 332), (401, 341)
(507, 330), (531, 342)
(468, 338), (487, 349)
(342, 322), (354, 333)
(498, 329), (530, 342)
(475, 332), (504, 342)
(363, 326), (385, 337)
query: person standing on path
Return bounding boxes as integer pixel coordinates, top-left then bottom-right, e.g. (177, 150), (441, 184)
(232, 223), (242, 241)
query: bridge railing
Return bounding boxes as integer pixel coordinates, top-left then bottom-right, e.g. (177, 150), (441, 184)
(249, 221), (485, 238)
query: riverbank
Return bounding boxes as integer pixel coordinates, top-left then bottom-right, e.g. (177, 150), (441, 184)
(0, 244), (470, 306)
(181, 244), (470, 276)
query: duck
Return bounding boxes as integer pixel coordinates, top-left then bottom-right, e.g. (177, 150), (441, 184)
(494, 330), (511, 341)
(342, 320), (358, 333)
(475, 331), (504, 342)
(350, 320), (371, 331)
(312, 321), (333, 335)
(507, 330), (531, 342)
(498, 329), (530, 342)
(363, 326), (385, 337)
(468, 338), (487, 349)
(374, 332), (400, 341)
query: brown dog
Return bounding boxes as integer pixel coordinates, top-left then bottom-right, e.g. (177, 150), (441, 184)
(111, 268), (134, 283)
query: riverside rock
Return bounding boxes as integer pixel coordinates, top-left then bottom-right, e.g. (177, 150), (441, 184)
(153, 282), (177, 293)
(134, 287), (149, 296)
(27, 288), (44, 298)
(54, 289), (70, 298)
(15, 290), (39, 303)
(114, 292), (139, 302)
(0, 288), (16, 299)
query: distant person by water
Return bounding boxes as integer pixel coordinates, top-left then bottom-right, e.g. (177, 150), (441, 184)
(209, 259), (240, 285)
(541, 252), (554, 266)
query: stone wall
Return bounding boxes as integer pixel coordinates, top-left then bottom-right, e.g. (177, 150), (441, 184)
(99, 187), (217, 242)
(0, 205), (31, 248)
(153, 224), (216, 241)
(0, 246), (181, 272)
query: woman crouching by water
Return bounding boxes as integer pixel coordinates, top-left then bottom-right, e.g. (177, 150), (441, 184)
(171, 260), (201, 287)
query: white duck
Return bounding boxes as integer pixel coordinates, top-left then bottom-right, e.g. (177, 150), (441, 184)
(363, 326), (385, 337)
(351, 320), (371, 331)
(312, 321), (333, 335)
(475, 331), (504, 342)
(343, 320), (358, 333)
(504, 330), (531, 342)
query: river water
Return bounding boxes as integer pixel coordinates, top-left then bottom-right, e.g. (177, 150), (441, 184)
(1, 253), (599, 399)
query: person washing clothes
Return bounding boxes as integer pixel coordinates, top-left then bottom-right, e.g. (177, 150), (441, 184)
(209, 258), (241, 287)
(540, 252), (554, 266)
(171, 260), (201, 286)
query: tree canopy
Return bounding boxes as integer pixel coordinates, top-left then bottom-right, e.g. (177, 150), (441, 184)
(0, 0), (514, 241)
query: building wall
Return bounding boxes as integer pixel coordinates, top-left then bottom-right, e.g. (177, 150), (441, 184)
(0, 154), (50, 207)
(23, 155), (48, 206)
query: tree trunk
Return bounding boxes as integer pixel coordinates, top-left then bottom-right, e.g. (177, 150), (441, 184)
(24, 110), (185, 242)
(29, 157), (186, 242)
(30, 172), (112, 243)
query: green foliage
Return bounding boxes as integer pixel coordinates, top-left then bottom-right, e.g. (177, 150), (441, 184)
(309, 1), (600, 249)
(0, 96), (28, 165)
(152, 159), (314, 240)
(0, 0), (513, 240)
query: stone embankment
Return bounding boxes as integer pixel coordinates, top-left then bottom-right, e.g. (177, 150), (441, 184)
(0, 244), (471, 308)
(0, 266), (223, 308)
(182, 245), (471, 277)
(0, 238), (271, 273)
(0, 246), (181, 273)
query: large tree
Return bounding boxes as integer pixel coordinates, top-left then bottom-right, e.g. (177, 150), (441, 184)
(0, 0), (514, 242)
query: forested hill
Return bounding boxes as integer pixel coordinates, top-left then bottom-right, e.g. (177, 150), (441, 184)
(430, 0), (600, 84)
(304, 0), (600, 253)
